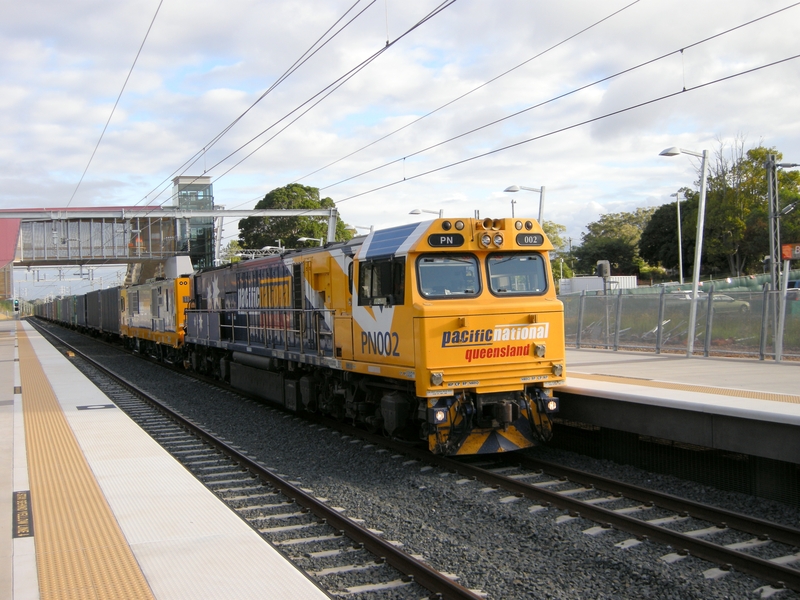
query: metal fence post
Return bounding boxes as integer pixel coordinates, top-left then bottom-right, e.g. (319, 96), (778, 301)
(613, 289), (623, 351)
(576, 291), (586, 349)
(759, 284), (770, 360)
(655, 287), (666, 354)
(777, 258), (791, 362)
(704, 284), (714, 357)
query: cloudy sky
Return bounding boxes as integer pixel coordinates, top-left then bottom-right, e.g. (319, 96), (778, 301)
(2, 0), (799, 279)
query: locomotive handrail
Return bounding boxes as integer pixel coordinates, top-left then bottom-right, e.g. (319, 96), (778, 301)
(185, 307), (335, 357)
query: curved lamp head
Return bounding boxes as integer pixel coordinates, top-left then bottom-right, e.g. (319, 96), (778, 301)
(504, 185), (521, 193)
(659, 147), (682, 157)
(780, 201), (798, 217)
(297, 237), (324, 246)
(409, 208), (443, 217)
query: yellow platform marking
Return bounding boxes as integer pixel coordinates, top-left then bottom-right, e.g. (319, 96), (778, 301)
(569, 372), (800, 405)
(18, 326), (155, 600)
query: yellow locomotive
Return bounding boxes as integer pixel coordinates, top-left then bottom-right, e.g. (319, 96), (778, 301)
(186, 216), (565, 455)
(120, 276), (193, 362)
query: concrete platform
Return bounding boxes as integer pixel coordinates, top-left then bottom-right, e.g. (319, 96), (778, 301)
(560, 348), (800, 464)
(2, 318), (330, 599)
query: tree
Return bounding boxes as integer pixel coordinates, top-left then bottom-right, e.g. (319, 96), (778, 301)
(639, 187), (696, 276)
(639, 141), (800, 279)
(542, 220), (567, 254)
(583, 207), (654, 246)
(573, 207), (655, 274)
(574, 236), (638, 275)
(542, 221), (574, 281)
(238, 183), (353, 249)
(222, 239), (243, 264)
(681, 142), (798, 277)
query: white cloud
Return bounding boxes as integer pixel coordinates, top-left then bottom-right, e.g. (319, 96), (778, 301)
(1, 0), (798, 259)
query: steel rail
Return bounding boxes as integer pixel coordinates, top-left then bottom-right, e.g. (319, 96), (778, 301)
(322, 419), (800, 592)
(32, 323), (482, 600)
(32, 319), (800, 592)
(503, 454), (800, 547)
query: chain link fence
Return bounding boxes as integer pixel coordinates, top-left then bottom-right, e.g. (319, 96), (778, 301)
(561, 286), (800, 360)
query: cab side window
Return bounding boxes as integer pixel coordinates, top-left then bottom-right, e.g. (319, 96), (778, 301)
(357, 258), (405, 306)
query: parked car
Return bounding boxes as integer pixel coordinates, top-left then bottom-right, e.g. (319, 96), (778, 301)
(666, 291), (750, 313)
(710, 294), (750, 313)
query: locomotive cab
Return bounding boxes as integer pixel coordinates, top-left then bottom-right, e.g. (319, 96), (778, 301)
(351, 217), (565, 455)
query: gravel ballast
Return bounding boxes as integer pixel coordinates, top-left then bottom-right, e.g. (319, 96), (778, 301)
(46, 325), (800, 599)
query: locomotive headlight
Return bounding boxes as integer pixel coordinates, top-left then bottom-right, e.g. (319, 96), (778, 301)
(552, 363), (563, 376)
(481, 233), (492, 246)
(493, 234), (503, 246)
(546, 398), (559, 412)
(430, 371), (444, 386)
(534, 343), (546, 358)
(455, 220), (465, 230)
(434, 409), (447, 424)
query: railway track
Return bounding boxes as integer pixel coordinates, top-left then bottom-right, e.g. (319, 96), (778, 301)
(32, 318), (800, 597)
(32, 321), (484, 600)
(321, 418), (800, 596)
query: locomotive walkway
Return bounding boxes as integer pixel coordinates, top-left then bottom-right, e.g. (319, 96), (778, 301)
(1, 317), (328, 600)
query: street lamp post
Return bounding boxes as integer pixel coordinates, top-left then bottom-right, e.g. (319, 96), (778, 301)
(671, 191), (684, 285)
(297, 237), (324, 247)
(660, 146), (709, 357)
(504, 185), (545, 223)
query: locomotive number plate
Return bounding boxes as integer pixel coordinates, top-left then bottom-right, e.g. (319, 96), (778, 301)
(516, 233), (544, 246)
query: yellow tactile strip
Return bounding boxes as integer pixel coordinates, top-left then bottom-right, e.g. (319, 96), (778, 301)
(568, 372), (800, 405)
(17, 325), (155, 600)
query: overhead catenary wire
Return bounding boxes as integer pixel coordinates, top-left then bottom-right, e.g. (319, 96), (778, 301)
(223, 0), (641, 212)
(331, 53), (800, 205)
(231, 0), (799, 220)
(296, 0), (643, 185)
(112, 0), (385, 250)
(131, 0), (380, 210)
(59, 5), (795, 240)
(142, 0), (458, 217)
(195, 0), (458, 191)
(317, 2), (800, 193)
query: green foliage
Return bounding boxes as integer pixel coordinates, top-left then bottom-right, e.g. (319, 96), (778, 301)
(542, 220), (568, 254)
(574, 207), (654, 275)
(697, 142), (800, 276)
(574, 236), (638, 274)
(639, 142), (800, 279)
(583, 207), (655, 245)
(637, 263), (668, 283)
(238, 183), (353, 249)
(223, 239), (243, 264)
(639, 188), (696, 274)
